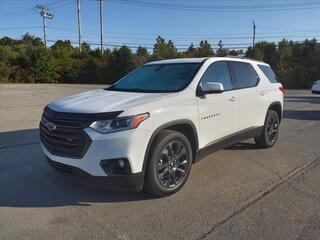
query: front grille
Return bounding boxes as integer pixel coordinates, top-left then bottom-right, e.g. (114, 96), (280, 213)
(40, 106), (123, 159)
(40, 108), (92, 158)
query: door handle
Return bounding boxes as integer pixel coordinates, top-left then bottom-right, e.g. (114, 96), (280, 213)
(260, 91), (265, 96)
(229, 96), (236, 102)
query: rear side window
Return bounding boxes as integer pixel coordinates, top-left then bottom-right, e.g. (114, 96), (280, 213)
(258, 64), (278, 83)
(230, 62), (259, 88)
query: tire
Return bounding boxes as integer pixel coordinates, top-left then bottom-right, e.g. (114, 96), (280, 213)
(254, 110), (280, 148)
(144, 130), (193, 197)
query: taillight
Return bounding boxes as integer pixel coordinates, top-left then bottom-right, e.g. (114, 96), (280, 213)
(279, 86), (285, 93)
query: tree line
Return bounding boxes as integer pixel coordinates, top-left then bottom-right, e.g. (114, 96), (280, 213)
(1, 33), (319, 89)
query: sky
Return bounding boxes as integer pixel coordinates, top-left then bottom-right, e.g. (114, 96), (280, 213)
(1, 0), (320, 51)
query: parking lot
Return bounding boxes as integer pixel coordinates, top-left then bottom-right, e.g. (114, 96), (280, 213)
(0, 84), (319, 240)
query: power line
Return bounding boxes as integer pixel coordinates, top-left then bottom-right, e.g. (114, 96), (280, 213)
(39, 26), (320, 40)
(0, 0), (74, 18)
(108, 0), (320, 12)
(2, 24), (320, 43)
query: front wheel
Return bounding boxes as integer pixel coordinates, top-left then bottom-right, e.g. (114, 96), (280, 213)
(254, 110), (280, 148)
(144, 130), (193, 197)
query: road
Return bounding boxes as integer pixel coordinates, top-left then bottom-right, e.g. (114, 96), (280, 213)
(0, 84), (319, 240)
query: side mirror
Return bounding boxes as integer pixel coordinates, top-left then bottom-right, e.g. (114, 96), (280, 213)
(200, 82), (224, 95)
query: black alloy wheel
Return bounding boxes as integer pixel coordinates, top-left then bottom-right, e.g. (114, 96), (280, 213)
(254, 110), (280, 148)
(144, 130), (193, 197)
(157, 141), (189, 188)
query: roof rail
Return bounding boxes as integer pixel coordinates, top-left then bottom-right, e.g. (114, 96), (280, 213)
(224, 55), (265, 63)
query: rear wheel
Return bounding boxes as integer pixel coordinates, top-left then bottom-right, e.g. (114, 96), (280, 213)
(254, 110), (280, 148)
(144, 130), (192, 197)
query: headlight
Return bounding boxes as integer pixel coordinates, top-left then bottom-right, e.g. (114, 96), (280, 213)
(89, 113), (149, 134)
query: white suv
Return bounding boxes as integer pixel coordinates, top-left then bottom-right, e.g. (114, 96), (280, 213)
(40, 57), (284, 196)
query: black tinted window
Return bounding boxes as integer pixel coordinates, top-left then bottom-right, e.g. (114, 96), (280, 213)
(230, 62), (259, 88)
(258, 65), (278, 83)
(201, 62), (233, 91)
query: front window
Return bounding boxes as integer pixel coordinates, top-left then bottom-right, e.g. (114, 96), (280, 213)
(108, 63), (201, 93)
(200, 61), (233, 91)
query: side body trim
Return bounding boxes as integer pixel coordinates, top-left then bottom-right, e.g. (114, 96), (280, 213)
(195, 126), (263, 162)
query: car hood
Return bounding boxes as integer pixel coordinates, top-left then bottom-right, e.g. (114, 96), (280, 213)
(48, 89), (177, 113)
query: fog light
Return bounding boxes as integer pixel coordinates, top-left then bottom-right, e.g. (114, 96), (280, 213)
(100, 158), (131, 175)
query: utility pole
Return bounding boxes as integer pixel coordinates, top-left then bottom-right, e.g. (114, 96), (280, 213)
(77, 0), (82, 53)
(99, 0), (104, 56)
(253, 21), (256, 47)
(37, 5), (53, 47)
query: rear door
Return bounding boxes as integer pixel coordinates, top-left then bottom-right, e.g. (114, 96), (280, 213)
(229, 61), (266, 130)
(196, 61), (239, 147)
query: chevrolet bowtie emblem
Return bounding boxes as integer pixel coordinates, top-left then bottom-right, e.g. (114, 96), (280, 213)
(46, 121), (57, 131)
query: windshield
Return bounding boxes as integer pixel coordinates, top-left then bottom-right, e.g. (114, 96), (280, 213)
(108, 63), (202, 93)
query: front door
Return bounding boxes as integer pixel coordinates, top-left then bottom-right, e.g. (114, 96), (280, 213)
(196, 61), (239, 148)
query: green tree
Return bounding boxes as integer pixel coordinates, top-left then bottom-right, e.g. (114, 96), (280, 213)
(0, 45), (17, 82)
(153, 36), (178, 60)
(216, 40), (228, 57)
(107, 46), (135, 82)
(246, 42), (278, 69)
(80, 42), (92, 58)
(0, 36), (18, 46)
(20, 33), (43, 47)
(135, 46), (149, 65)
(197, 40), (214, 57)
(228, 50), (238, 56)
(183, 43), (198, 57)
(51, 40), (74, 59)
(1, 33), (320, 89)
(29, 46), (57, 83)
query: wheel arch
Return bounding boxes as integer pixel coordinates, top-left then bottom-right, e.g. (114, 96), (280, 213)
(267, 101), (282, 122)
(142, 120), (199, 173)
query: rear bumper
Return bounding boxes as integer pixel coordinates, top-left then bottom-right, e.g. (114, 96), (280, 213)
(47, 157), (144, 191)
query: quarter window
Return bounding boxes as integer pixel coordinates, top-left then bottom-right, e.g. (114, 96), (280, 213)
(258, 64), (278, 83)
(230, 62), (259, 88)
(200, 62), (233, 91)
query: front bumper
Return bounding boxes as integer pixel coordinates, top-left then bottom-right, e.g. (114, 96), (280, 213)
(42, 126), (151, 174)
(47, 157), (144, 191)
(41, 125), (152, 191)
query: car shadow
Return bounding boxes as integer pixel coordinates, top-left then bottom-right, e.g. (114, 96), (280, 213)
(284, 95), (320, 104)
(0, 129), (154, 208)
(283, 110), (320, 121)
